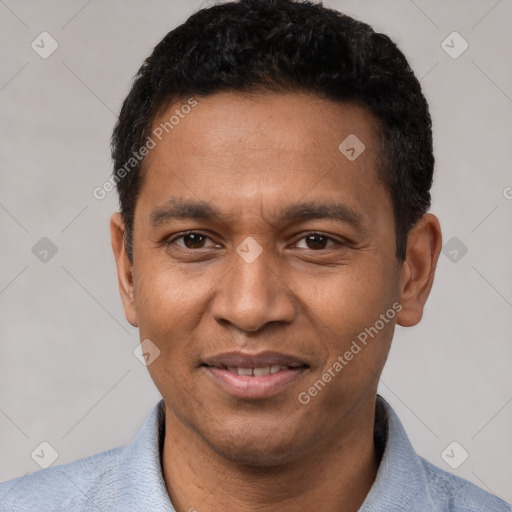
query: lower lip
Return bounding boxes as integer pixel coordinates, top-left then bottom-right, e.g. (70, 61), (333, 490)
(204, 366), (307, 399)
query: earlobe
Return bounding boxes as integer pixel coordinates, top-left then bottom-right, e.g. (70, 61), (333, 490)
(396, 214), (442, 328)
(110, 213), (139, 327)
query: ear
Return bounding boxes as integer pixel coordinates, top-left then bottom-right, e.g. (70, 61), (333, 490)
(110, 213), (138, 327)
(396, 213), (442, 327)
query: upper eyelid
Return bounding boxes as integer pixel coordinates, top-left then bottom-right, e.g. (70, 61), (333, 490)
(167, 230), (217, 242)
(167, 231), (219, 247)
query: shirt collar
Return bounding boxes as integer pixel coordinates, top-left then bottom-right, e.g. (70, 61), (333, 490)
(116, 400), (174, 510)
(115, 395), (435, 511)
(360, 394), (438, 511)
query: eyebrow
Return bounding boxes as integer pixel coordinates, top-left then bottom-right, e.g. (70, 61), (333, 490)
(149, 197), (363, 229)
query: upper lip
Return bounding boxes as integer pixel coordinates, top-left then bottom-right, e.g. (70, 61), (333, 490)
(202, 351), (309, 369)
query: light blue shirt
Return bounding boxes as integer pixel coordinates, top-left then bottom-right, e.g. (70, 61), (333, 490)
(1, 395), (510, 511)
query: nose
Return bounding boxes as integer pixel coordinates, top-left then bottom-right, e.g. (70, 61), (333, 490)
(209, 243), (296, 333)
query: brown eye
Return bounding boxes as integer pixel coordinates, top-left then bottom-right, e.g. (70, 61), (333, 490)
(307, 234), (328, 249)
(296, 233), (337, 250)
(182, 233), (206, 248)
(169, 232), (216, 249)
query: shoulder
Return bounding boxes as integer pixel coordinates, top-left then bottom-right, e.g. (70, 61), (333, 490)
(367, 396), (511, 512)
(0, 400), (168, 512)
(0, 446), (123, 511)
(419, 456), (512, 512)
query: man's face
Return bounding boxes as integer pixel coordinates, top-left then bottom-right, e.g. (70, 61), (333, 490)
(123, 92), (404, 464)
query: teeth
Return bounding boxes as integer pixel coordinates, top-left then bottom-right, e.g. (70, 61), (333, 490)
(226, 366), (292, 376)
(253, 366), (270, 376)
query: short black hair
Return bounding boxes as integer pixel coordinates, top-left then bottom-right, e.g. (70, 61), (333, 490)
(111, 0), (434, 261)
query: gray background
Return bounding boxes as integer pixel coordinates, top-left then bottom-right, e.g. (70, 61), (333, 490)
(1, 0), (511, 502)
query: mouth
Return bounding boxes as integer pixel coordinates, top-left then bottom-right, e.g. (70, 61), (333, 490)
(220, 365), (301, 376)
(201, 351), (310, 399)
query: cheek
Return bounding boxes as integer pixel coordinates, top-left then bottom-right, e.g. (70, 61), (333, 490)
(134, 267), (205, 410)
(134, 258), (211, 326)
(132, 267), (202, 375)
(304, 258), (396, 340)
(301, 258), (398, 403)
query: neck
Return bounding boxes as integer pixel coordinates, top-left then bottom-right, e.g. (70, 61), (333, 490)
(162, 398), (380, 512)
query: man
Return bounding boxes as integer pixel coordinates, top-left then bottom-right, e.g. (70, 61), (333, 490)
(1, 0), (510, 510)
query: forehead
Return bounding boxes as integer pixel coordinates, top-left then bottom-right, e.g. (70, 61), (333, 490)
(137, 91), (390, 229)
(149, 91), (380, 164)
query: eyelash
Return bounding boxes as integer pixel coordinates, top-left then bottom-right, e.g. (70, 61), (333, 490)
(165, 231), (344, 250)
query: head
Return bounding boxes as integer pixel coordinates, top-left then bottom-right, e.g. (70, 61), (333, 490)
(110, 0), (441, 465)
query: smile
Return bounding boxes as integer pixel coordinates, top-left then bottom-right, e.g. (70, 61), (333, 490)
(226, 365), (293, 376)
(201, 351), (310, 399)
